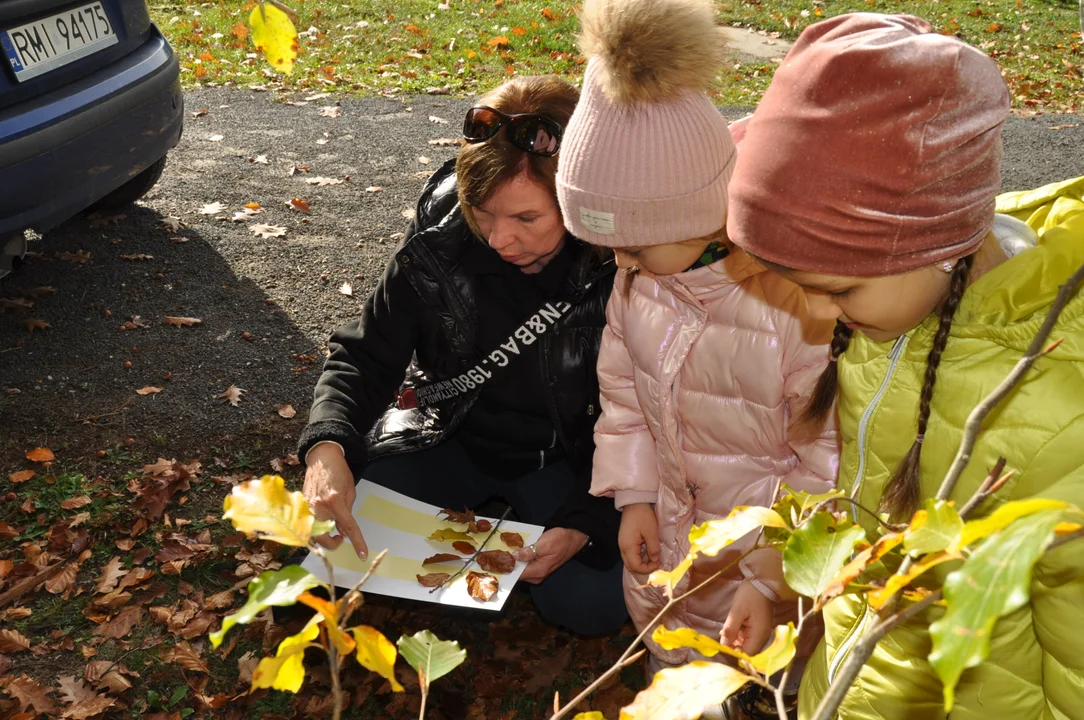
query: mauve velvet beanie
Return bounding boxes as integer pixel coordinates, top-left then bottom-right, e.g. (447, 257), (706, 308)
(556, 0), (736, 248)
(727, 13), (1011, 277)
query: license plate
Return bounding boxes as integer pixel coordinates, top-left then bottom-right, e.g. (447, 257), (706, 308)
(1, 2), (118, 82)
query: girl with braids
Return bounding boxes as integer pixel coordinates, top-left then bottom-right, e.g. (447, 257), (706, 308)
(555, 0), (839, 685)
(727, 13), (1084, 720)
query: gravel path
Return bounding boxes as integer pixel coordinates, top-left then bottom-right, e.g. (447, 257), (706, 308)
(1, 88), (1081, 468)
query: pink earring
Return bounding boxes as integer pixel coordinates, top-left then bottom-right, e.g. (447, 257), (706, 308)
(940, 261), (955, 274)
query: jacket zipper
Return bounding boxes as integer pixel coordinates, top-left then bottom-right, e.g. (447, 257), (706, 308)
(847, 334), (909, 522)
(825, 334), (909, 685)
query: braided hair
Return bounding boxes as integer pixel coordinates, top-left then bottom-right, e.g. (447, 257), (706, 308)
(801, 321), (854, 426)
(881, 254), (974, 518)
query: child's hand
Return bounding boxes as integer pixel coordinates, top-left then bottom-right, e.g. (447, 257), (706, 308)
(721, 580), (774, 653)
(618, 503), (660, 573)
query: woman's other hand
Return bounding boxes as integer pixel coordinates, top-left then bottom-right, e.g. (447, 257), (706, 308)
(302, 443), (369, 559)
(617, 503), (660, 574)
(514, 527), (588, 583)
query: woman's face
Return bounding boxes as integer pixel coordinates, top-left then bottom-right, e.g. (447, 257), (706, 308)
(774, 264), (953, 342)
(473, 172), (566, 274)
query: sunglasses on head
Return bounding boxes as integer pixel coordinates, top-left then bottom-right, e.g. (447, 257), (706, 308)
(462, 105), (563, 157)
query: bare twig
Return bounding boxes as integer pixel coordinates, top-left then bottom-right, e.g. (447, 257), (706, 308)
(773, 597), (812, 720)
(341, 548), (388, 619)
(430, 506), (512, 594)
(318, 551), (345, 720)
(550, 549), (755, 720)
(956, 458), (1012, 519)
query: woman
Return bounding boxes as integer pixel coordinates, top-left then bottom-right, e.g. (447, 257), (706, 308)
(298, 75), (625, 635)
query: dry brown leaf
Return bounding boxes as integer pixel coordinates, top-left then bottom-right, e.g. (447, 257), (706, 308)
(277, 404), (296, 419)
(468, 518), (492, 533)
(364, 185), (383, 193)
(93, 606), (143, 640)
(476, 550), (516, 574)
(250, 154), (270, 164)
(452, 540), (476, 555)
(319, 105), (343, 118)
(237, 652), (259, 683)
(45, 562), (79, 594)
(205, 589), (235, 610)
(428, 137), (461, 146)
(305, 176), (344, 186)
(163, 316), (202, 328)
(58, 675), (96, 704)
(500, 532), (525, 548)
(136, 386), (163, 396)
(162, 641), (210, 672)
(161, 216), (185, 232)
(250, 223), (287, 238)
(218, 385), (244, 407)
(60, 495), (92, 510)
(439, 507), (476, 524)
(25, 318), (50, 333)
(8, 470), (35, 483)
(95, 557), (126, 594)
(27, 286), (57, 297)
(57, 250), (92, 263)
(422, 553), (463, 565)
(199, 201), (227, 215)
(26, 447), (55, 463)
(119, 253), (154, 261)
(416, 572), (450, 587)
(417, 156), (431, 165)
(286, 197), (311, 213)
(2, 674), (58, 714)
(288, 164), (309, 175)
(466, 571), (499, 601)
(62, 694), (115, 719)
(339, 282), (353, 296)
(0, 628), (32, 652)
(428, 115), (449, 124)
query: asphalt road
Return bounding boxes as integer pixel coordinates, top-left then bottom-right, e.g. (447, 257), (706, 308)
(0, 88), (1081, 467)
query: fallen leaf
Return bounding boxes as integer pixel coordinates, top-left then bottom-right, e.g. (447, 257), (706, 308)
(286, 198), (311, 214)
(95, 558), (126, 594)
(192, 108), (209, 118)
(136, 386), (163, 396)
(199, 201), (228, 215)
(218, 385), (245, 407)
(401, 208), (416, 219)
(2, 674), (57, 714)
(231, 208), (261, 222)
(27, 286), (56, 297)
(251, 154), (270, 164)
(364, 186), (383, 193)
(477, 550), (516, 574)
(428, 115), (448, 124)
(428, 137), (461, 146)
(452, 541), (476, 555)
(277, 404), (296, 419)
(319, 106), (342, 118)
(466, 571), (498, 601)
(208, 134), (224, 142)
(161, 216), (185, 232)
(0, 629), (32, 652)
(60, 496), (92, 510)
(93, 606), (143, 640)
(305, 176), (344, 186)
(26, 447), (54, 463)
(119, 253), (153, 261)
(8, 470), (35, 483)
(339, 282), (353, 296)
(416, 572), (450, 587)
(44, 562), (79, 594)
(288, 164), (309, 175)
(501, 532), (524, 548)
(417, 156), (431, 165)
(488, 35), (510, 47)
(163, 316), (202, 328)
(162, 640), (210, 673)
(422, 553), (463, 565)
(250, 223), (288, 238)
(58, 675), (95, 705)
(62, 694), (115, 719)
(25, 318), (49, 333)
(56, 250), (92, 263)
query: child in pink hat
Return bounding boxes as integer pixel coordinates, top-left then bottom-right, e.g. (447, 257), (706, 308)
(557, 0), (839, 683)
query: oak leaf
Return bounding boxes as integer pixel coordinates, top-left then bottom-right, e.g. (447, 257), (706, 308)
(501, 532), (524, 548)
(476, 550), (516, 574)
(452, 541), (476, 555)
(26, 447), (54, 462)
(219, 385), (245, 406)
(161, 216), (185, 232)
(63, 694), (115, 719)
(1, 674), (58, 714)
(306, 176), (344, 186)
(466, 571), (498, 601)
(439, 507), (476, 524)
(136, 386), (163, 396)
(416, 572), (450, 587)
(318, 106), (342, 118)
(286, 198), (311, 213)
(25, 318), (50, 332)
(58, 675), (96, 704)
(8, 470), (35, 483)
(250, 223), (288, 238)
(422, 553), (462, 565)
(95, 557), (126, 594)
(199, 201), (228, 215)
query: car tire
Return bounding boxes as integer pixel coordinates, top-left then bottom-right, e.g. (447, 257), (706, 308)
(1, 234), (28, 281)
(92, 155), (168, 211)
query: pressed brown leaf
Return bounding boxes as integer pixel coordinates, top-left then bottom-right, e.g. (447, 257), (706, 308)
(25, 318), (49, 333)
(439, 507), (475, 524)
(218, 385), (245, 407)
(8, 470), (35, 483)
(477, 550), (516, 574)
(416, 572), (450, 587)
(0, 629), (32, 652)
(452, 541), (476, 555)
(45, 562), (79, 594)
(95, 558), (126, 594)
(468, 519), (492, 533)
(60, 496), (92, 510)
(277, 404), (296, 418)
(466, 571), (498, 601)
(422, 553), (462, 566)
(136, 386), (163, 396)
(26, 447), (54, 462)
(501, 532), (525, 548)
(163, 316), (202, 328)
(249, 223), (288, 238)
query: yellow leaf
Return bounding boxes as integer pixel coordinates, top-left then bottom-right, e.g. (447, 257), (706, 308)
(749, 623), (797, 677)
(297, 592), (355, 655)
(619, 661), (753, 720)
(867, 551), (960, 611)
(651, 626), (745, 663)
(954, 498), (1068, 551)
(249, 2), (299, 75)
(818, 531), (905, 609)
(352, 626), (404, 692)
(646, 554), (693, 598)
(222, 475), (330, 547)
(428, 528), (475, 543)
(573, 714), (607, 720)
(688, 506), (787, 557)
(251, 621), (319, 692)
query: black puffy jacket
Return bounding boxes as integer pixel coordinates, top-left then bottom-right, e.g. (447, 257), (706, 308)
(298, 159), (620, 568)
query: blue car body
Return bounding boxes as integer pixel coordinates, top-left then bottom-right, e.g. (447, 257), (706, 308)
(0, 0), (182, 251)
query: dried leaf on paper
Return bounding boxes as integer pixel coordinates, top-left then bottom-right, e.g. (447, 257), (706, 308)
(416, 572), (450, 588)
(439, 507), (476, 524)
(466, 571), (498, 601)
(428, 527), (474, 543)
(422, 553), (462, 565)
(452, 540), (476, 555)
(501, 532), (524, 548)
(468, 519), (492, 533)
(476, 550), (516, 574)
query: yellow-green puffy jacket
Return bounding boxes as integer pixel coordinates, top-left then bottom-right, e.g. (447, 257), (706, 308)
(799, 177), (1084, 720)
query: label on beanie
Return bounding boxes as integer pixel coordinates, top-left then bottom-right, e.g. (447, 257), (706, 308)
(580, 207), (615, 235)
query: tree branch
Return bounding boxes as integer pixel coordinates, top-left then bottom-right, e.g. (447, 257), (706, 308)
(773, 597), (812, 720)
(430, 507), (512, 593)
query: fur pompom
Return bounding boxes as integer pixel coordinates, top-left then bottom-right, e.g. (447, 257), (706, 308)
(579, 0), (725, 105)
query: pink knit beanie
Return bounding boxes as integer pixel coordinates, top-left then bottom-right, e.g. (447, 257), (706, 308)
(556, 0), (736, 248)
(727, 13), (1010, 277)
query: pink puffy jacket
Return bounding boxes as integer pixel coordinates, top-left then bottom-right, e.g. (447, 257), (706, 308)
(592, 248), (839, 664)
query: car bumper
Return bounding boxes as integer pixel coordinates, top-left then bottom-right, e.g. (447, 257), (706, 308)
(0, 24), (182, 237)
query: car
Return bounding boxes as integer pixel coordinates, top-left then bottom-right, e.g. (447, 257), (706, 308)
(0, 0), (183, 279)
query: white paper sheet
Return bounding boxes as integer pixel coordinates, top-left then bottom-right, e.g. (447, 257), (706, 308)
(300, 480), (544, 611)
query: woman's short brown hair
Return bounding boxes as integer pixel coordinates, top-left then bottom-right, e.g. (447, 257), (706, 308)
(456, 75), (579, 239)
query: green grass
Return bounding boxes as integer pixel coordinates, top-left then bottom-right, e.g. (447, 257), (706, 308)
(153, 0), (1082, 111)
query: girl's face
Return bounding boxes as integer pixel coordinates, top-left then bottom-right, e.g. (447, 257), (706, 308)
(473, 172), (566, 274)
(613, 237), (715, 276)
(774, 264), (954, 342)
